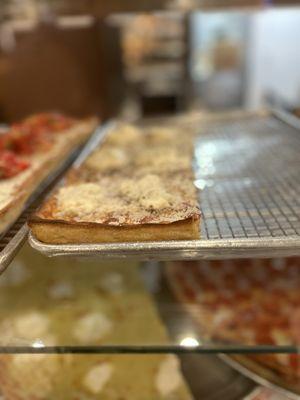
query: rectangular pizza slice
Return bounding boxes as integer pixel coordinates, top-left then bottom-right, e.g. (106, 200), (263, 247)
(0, 113), (98, 235)
(29, 171), (201, 244)
(29, 121), (200, 244)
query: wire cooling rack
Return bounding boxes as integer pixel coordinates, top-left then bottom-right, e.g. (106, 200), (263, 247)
(29, 110), (300, 260)
(197, 112), (300, 240)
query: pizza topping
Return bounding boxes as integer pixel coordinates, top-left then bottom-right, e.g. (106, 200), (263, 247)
(57, 183), (105, 215)
(85, 147), (128, 172)
(0, 151), (30, 179)
(48, 281), (74, 300)
(50, 172), (200, 226)
(146, 126), (177, 144)
(83, 363), (113, 394)
(12, 353), (49, 367)
(73, 312), (113, 343)
(98, 272), (124, 295)
(0, 113), (75, 157)
(22, 113), (74, 134)
(56, 183), (123, 218)
(274, 353), (290, 367)
(0, 311), (50, 342)
(120, 174), (173, 210)
(13, 312), (50, 340)
(270, 329), (292, 346)
(6, 126), (53, 155)
(0, 133), (13, 151)
(105, 124), (142, 146)
(212, 308), (234, 328)
(155, 355), (182, 396)
(10, 352), (59, 397)
(169, 259), (300, 378)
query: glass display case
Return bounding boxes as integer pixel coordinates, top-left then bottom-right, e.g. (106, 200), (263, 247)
(0, 244), (299, 398)
(0, 109), (298, 399)
(0, 2), (299, 400)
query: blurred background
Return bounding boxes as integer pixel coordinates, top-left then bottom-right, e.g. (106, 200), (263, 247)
(0, 0), (300, 122)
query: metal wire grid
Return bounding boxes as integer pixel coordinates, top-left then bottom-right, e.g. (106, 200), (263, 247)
(198, 116), (300, 240)
(28, 112), (300, 260)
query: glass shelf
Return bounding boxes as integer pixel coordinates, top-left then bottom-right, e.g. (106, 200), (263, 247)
(0, 244), (298, 354)
(0, 244), (299, 398)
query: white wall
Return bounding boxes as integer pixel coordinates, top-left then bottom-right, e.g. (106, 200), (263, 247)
(245, 8), (300, 109)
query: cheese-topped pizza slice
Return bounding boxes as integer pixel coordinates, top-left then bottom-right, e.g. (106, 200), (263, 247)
(30, 171), (200, 244)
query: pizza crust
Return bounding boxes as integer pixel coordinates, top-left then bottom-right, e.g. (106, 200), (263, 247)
(29, 121), (201, 244)
(30, 216), (200, 244)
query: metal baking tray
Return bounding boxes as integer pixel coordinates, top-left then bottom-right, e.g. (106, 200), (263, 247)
(0, 123), (107, 275)
(221, 355), (300, 400)
(180, 354), (257, 400)
(29, 110), (300, 260)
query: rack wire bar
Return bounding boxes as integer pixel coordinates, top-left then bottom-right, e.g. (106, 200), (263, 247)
(29, 110), (300, 260)
(0, 344), (296, 355)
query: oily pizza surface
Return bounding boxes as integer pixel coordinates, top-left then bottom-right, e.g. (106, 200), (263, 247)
(30, 122), (201, 244)
(0, 113), (98, 236)
(166, 258), (300, 382)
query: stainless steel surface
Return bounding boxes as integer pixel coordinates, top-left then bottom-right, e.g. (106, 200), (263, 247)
(0, 124), (106, 274)
(220, 355), (300, 400)
(180, 354), (256, 400)
(29, 110), (300, 260)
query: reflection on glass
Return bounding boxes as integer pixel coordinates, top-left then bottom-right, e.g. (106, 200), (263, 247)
(32, 339), (45, 349)
(180, 337), (200, 348)
(166, 258), (300, 382)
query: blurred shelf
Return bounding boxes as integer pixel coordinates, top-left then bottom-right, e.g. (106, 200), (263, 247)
(0, 247), (299, 353)
(0, 245), (299, 397)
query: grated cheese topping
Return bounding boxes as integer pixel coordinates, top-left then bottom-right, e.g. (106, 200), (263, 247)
(0, 311), (50, 343)
(83, 363), (113, 394)
(56, 182), (124, 219)
(105, 124), (142, 146)
(50, 172), (199, 226)
(85, 147), (129, 172)
(72, 312), (113, 343)
(120, 174), (173, 209)
(155, 355), (183, 396)
(146, 126), (179, 144)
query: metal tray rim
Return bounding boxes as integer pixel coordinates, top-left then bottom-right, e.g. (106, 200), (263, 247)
(29, 232), (300, 259)
(28, 109), (300, 260)
(220, 354), (300, 400)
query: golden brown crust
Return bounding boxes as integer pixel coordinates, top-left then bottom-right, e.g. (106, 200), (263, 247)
(30, 216), (200, 244)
